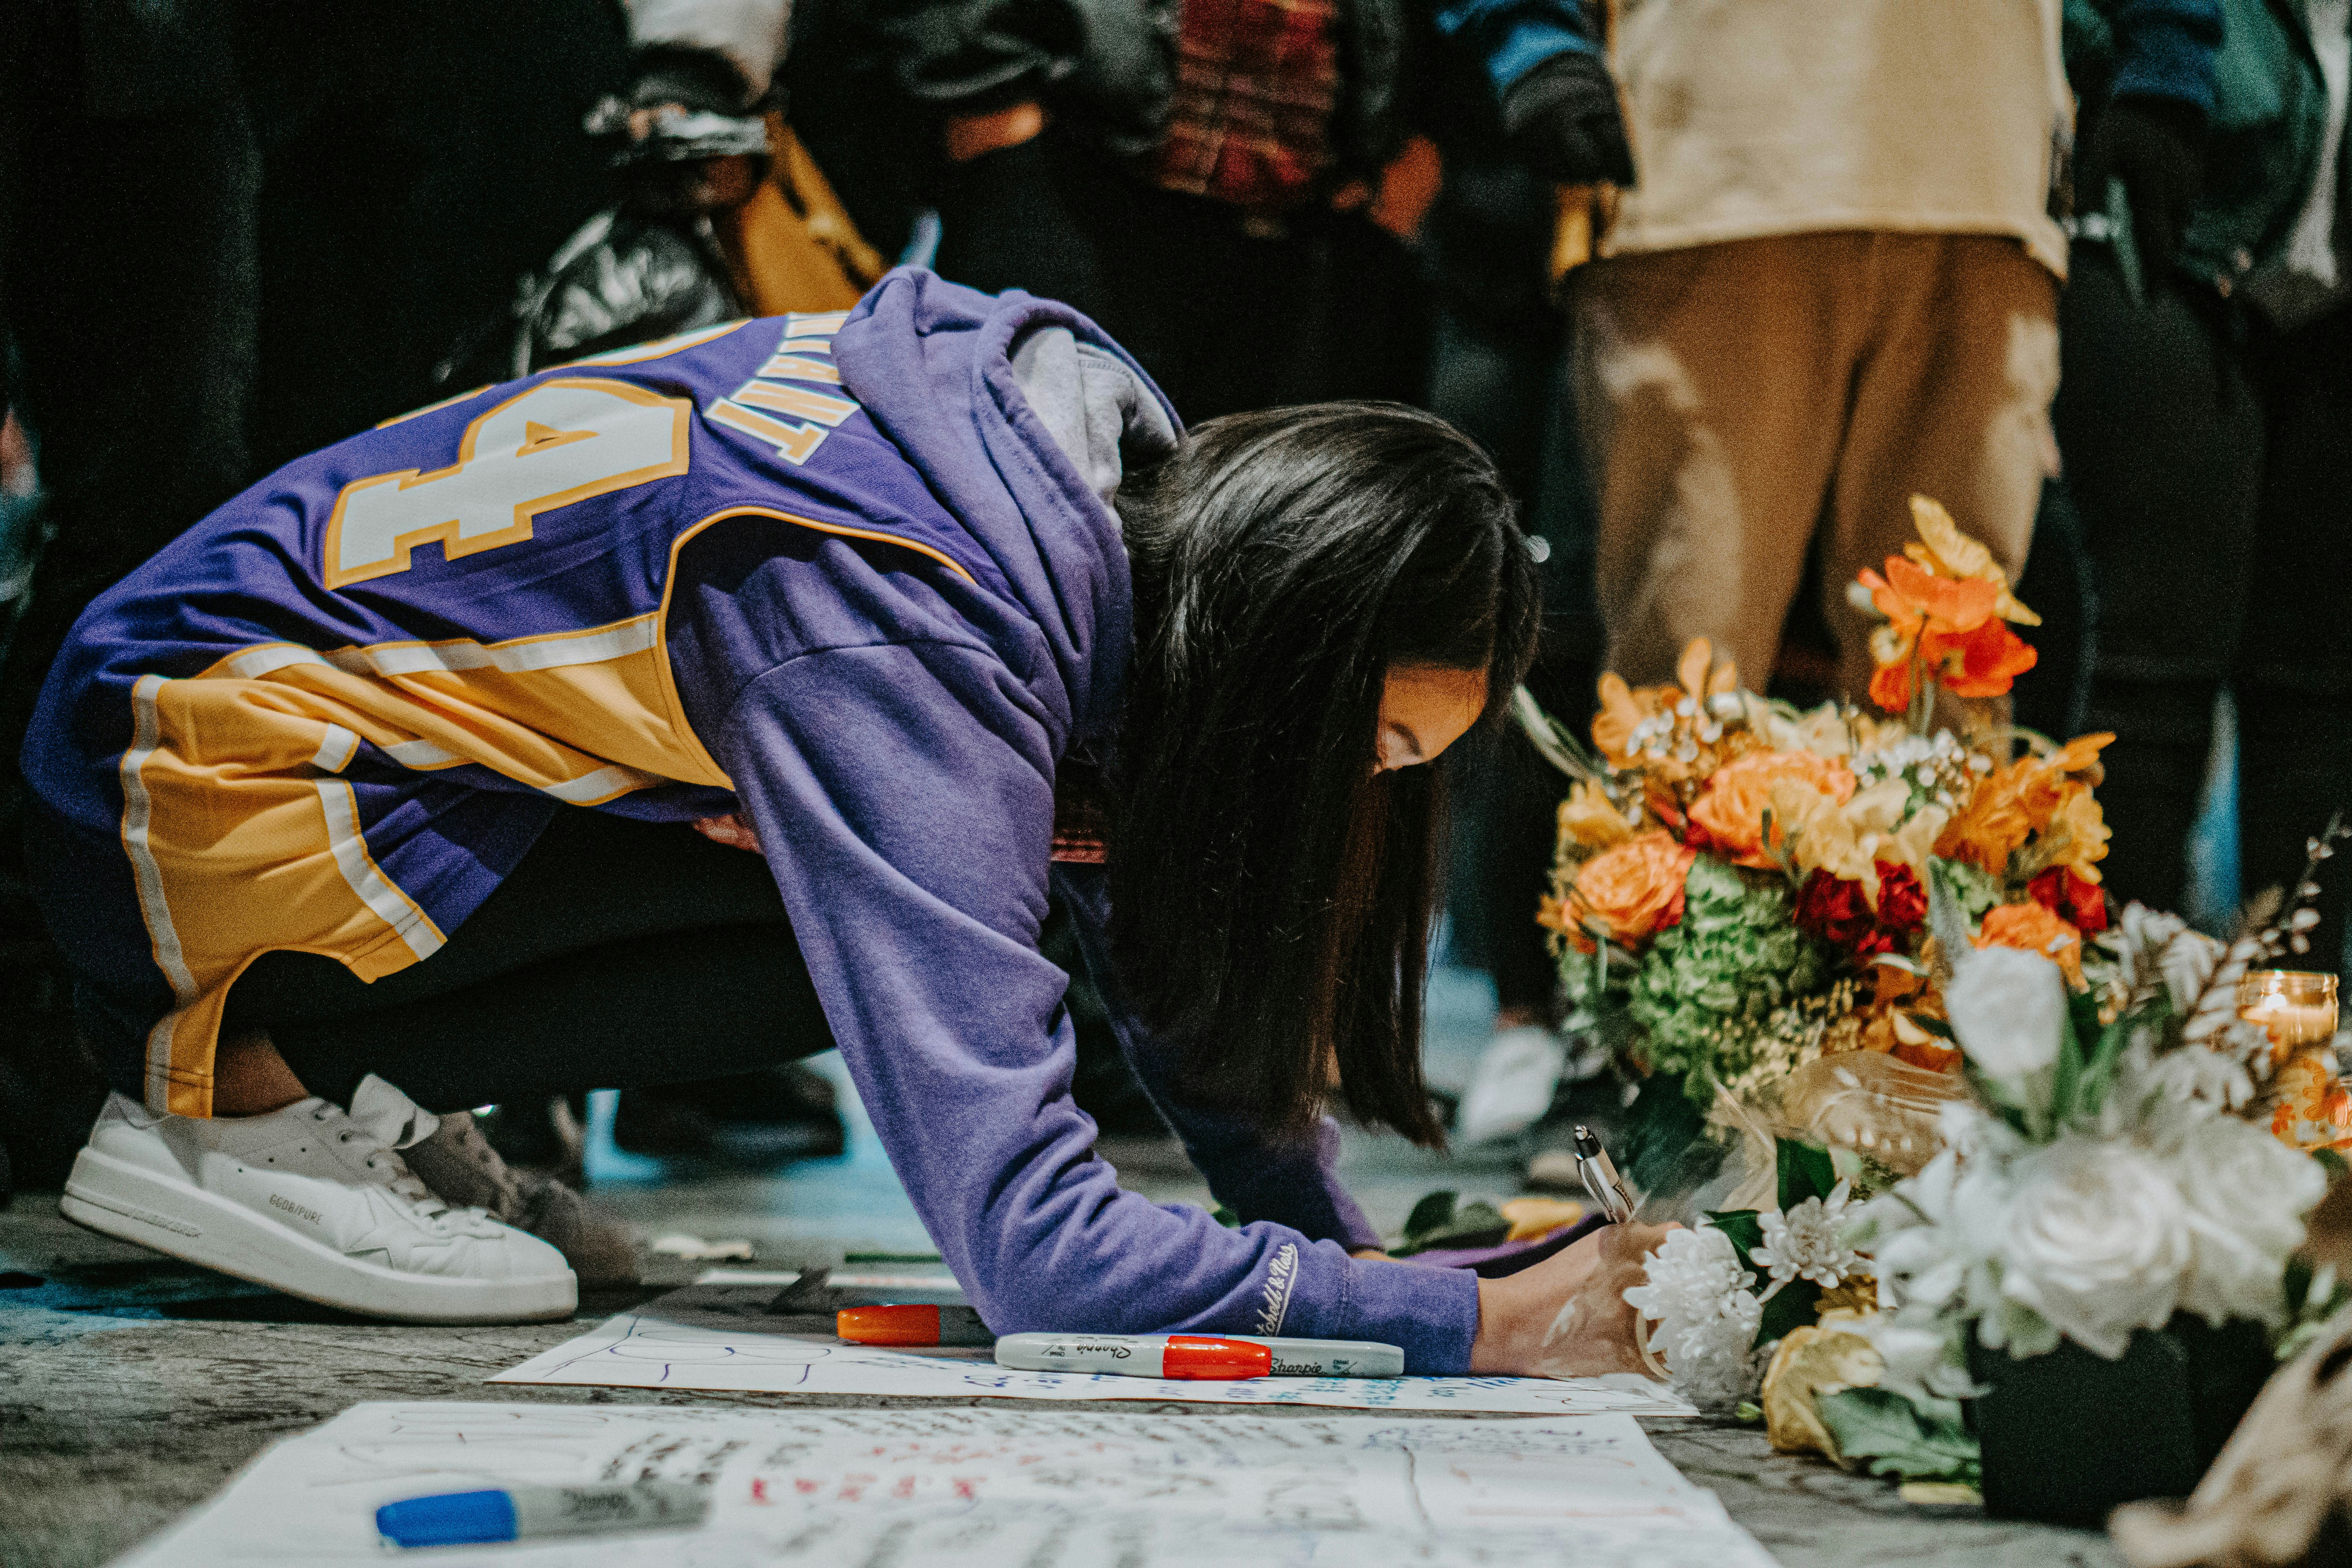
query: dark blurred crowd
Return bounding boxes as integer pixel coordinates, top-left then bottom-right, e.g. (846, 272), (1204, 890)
(0, 0), (2346, 1184)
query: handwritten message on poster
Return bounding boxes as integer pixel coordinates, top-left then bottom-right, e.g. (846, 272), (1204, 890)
(122, 1401), (1776, 1567)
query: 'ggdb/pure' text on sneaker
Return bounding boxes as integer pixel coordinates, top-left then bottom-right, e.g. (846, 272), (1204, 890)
(60, 1074), (575, 1323)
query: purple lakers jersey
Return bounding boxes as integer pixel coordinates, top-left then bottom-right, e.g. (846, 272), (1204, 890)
(27, 312), (1001, 1116)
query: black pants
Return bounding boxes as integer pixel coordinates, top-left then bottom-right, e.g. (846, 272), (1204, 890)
(931, 131), (1423, 421)
(1421, 280), (1608, 1019)
(221, 811), (836, 1114)
(2054, 247), (2352, 968)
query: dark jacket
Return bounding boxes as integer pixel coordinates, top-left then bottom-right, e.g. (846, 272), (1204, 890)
(867, 0), (1599, 176)
(2069, 0), (2334, 296)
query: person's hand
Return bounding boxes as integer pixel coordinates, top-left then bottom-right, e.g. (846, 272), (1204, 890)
(692, 812), (763, 853)
(1468, 1221), (1673, 1377)
(946, 101), (1047, 163)
(2081, 95), (2204, 274)
(1501, 51), (1636, 188)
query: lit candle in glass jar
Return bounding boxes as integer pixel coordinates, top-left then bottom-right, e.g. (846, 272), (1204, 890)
(2238, 971), (2341, 1051)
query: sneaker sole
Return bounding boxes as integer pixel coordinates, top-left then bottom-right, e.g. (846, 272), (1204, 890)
(60, 1147), (577, 1324)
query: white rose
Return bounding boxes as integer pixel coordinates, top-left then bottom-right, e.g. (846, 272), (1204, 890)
(2171, 1115), (2325, 1327)
(1847, 1309), (1973, 1417)
(1997, 1139), (2191, 1359)
(1867, 1148), (2014, 1321)
(1946, 946), (2068, 1081)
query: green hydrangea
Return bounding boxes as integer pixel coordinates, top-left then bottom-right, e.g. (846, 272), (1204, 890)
(1628, 855), (1831, 1108)
(1935, 856), (2004, 922)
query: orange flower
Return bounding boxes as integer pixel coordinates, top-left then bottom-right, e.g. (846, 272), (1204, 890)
(1864, 555), (2002, 637)
(1924, 619), (2038, 699)
(1976, 901), (2083, 985)
(1688, 750), (1857, 868)
(1591, 638), (1742, 779)
(1537, 891), (1576, 938)
(1906, 495), (2039, 626)
(2045, 732), (2113, 777)
(1557, 781), (1635, 853)
(1567, 831), (1697, 951)
(1936, 733), (2113, 880)
(1857, 502), (2041, 713)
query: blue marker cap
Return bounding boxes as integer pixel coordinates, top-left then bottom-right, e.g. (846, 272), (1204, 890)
(376, 1489), (520, 1548)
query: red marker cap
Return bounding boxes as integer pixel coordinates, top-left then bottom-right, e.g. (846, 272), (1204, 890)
(1159, 1336), (1274, 1380)
(838, 1305), (942, 1345)
(836, 1304), (995, 1348)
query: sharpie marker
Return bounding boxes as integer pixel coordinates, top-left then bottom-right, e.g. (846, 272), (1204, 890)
(837, 1303), (996, 1347)
(994, 1333), (1405, 1379)
(376, 1483), (707, 1549)
(1573, 1124), (1637, 1224)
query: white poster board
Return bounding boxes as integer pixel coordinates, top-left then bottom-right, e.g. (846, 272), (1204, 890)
(120, 1400), (1777, 1568)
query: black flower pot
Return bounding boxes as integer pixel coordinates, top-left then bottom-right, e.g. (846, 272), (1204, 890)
(1967, 1318), (2272, 1528)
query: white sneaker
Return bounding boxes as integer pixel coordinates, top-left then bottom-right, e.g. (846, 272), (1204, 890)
(1455, 1025), (1568, 1145)
(60, 1075), (576, 1323)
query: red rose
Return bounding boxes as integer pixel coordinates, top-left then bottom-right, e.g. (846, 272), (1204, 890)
(1796, 864), (1928, 957)
(2028, 866), (2108, 933)
(1875, 864), (1928, 935)
(1795, 869), (1877, 949)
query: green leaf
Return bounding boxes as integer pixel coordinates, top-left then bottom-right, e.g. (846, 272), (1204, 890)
(2075, 1013), (2133, 1118)
(2066, 987), (2107, 1053)
(1815, 1388), (1982, 1483)
(2318, 1148), (2350, 1183)
(1429, 1201), (1510, 1249)
(1208, 1205), (1241, 1229)
(2050, 1000), (2085, 1125)
(1777, 1139), (1838, 1209)
(1755, 1278), (1825, 1347)
(1704, 1209), (1766, 1266)
(1393, 1194), (1510, 1255)
(1403, 1191), (1457, 1241)
(1623, 1076), (1726, 1198)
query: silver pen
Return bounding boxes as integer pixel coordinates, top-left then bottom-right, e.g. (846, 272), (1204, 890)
(1572, 1125), (1636, 1223)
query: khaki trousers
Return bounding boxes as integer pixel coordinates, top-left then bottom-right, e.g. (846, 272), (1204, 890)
(1568, 231), (2060, 703)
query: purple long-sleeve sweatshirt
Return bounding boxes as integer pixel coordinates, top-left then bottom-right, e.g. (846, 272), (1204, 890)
(664, 275), (1480, 1367)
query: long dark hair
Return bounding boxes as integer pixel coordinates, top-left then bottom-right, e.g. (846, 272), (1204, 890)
(1105, 403), (1540, 1147)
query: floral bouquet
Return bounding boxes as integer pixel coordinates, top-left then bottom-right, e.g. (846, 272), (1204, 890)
(1520, 498), (2115, 1187)
(1762, 881), (2345, 1519)
(1624, 882), (2344, 1515)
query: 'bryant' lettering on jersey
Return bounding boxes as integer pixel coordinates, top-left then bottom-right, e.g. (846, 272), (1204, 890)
(707, 311), (861, 467)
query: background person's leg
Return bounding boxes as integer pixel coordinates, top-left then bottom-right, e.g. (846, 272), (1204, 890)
(1570, 236), (1856, 690)
(2236, 305), (2352, 973)
(2058, 250), (2261, 919)
(1819, 233), (2060, 711)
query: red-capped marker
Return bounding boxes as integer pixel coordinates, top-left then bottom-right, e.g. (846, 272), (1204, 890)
(993, 1333), (1274, 1379)
(836, 1304), (995, 1347)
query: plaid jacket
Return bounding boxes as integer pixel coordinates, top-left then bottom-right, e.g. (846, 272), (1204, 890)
(871, 0), (1603, 187)
(1150, 0), (1343, 213)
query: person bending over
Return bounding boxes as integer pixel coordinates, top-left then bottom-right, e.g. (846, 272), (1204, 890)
(20, 270), (1661, 1375)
